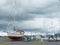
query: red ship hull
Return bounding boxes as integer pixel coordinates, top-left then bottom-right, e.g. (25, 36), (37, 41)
(7, 28), (24, 41)
(8, 36), (23, 41)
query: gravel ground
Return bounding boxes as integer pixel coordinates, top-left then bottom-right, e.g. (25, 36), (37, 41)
(43, 41), (60, 45)
(0, 37), (60, 45)
(0, 37), (43, 45)
(0, 39), (60, 45)
(0, 41), (43, 45)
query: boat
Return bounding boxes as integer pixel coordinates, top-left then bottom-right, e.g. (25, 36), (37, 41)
(5, 0), (25, 41)
(7, 27), (24, 41)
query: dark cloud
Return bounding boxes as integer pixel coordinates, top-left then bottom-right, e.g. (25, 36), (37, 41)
(0, 24), (8, 29)
(0, 0), (60, 33)
(0, 0), (60, 22)
(21, 28), (47, 33)
(26, 2), (60, 17)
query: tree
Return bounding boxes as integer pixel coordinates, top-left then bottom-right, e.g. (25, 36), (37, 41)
(54, 33), (60, 40)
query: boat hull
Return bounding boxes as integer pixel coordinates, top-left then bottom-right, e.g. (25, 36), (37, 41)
(8, 36), (23, 41)
(7, 29), (24, 41)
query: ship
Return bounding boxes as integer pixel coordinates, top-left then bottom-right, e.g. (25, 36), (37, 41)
(5, 0), (25, 41)
(7, 27), (24, 41)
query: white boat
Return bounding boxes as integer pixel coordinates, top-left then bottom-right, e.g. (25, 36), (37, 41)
(6, 0), (25, 41)
(7, 27), (24, 41)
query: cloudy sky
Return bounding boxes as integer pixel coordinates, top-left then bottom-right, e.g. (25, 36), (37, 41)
(0, 0), (60, 34)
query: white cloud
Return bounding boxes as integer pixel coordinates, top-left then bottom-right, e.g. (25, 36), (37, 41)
(0, 31), (7, 36)
(0, 0), (60, 34)
(18, 18), (45, 29)
(0, 0), (59, 16)
(17, 17), (60, 33)
(30, 0), (57, 7)
(45, 18), (60, 33)
(0, 0), (7, 6)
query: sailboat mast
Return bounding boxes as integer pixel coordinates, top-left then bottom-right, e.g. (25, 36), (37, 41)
(13, 0), (16, 28)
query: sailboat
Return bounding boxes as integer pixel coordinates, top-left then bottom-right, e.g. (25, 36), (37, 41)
(6, 1), (24, 41)
(7, 27), (24, 41)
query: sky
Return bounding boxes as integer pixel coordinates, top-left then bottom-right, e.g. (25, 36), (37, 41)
(0, 0), (60, 34)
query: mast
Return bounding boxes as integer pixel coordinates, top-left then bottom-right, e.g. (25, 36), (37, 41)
(13, 0), (16, 28)
(12, 0), (17, 30)
(6, 0), (17, 31)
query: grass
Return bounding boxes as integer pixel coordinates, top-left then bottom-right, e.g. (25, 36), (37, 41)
(0, 37), (44, 45)
(0, 43), (10, 45)
(0, 37), (11, 45)
(0, 36), (11, 41)
(0, 36), (8, 40)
